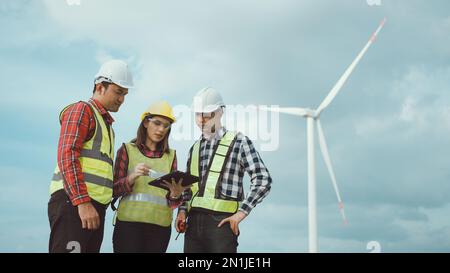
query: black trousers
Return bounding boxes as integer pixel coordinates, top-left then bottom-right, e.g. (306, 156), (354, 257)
(48, 190), (107, 253)
(113, 219), (171, 253)
(184, 210), (239, 253)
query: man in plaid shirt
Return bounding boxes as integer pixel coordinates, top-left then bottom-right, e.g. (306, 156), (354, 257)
(176, 87), (272, 253)
(48, 60), (133, 253)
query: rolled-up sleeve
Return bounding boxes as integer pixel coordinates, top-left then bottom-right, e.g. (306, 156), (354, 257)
(238, 136), (272, 215)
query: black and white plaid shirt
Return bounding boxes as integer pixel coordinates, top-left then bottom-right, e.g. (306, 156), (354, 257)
(180, 127), (272, 215)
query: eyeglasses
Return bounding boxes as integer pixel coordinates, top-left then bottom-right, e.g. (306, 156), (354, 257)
(147, 117), (171, 130)
(195, 112), (216, 119)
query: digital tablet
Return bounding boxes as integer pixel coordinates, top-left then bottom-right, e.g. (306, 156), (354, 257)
(148, 171), (199, 190)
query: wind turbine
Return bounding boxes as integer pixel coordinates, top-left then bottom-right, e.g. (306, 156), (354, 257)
(260, 18), (386, 253)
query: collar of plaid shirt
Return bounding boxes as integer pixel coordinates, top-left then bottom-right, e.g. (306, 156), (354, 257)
(89, 98), (115, 124)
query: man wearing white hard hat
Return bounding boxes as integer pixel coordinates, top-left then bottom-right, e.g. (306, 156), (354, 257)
(176, 87), (273, 253)
(48, 60), (133, 253)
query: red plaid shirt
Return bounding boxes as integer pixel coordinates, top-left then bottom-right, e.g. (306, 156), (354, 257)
(113, 143), (182, 208)
(57, 99), (114, 206)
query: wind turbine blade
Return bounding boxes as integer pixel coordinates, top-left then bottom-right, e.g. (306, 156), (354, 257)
(316, 119), (348, 224)
(315, 18), (387, 117)
(258, 105), (309, 117)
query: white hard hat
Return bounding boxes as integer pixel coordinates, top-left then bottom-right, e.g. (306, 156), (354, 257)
(94, 59), (134, 89)
(192, 87), (225, 113)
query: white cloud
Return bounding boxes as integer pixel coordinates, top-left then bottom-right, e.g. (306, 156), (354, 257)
(354, 65), (450, 138)
(354, 115), (395, 136)
(399, 96), (419, 122)
(94, 49), (114, 65)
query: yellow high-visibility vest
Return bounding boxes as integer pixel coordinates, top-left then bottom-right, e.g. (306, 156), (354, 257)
(49, 101), (115, 205)
(188, 131), (239, 214)
(116, 143), (175, 226)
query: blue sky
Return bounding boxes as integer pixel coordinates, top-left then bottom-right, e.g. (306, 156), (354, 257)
(1, 0), (450, 252)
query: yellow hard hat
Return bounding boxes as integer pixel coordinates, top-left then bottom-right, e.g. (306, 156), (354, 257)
(140, 101), (176, 123)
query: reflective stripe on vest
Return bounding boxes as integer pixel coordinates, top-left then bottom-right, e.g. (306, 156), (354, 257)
(49, 101), (114, 205)
(116, 143), (175, 227)
(188, 131), (239, 214)
(121, 193), (168, 206)
(80, 149), (113, 166)
(52, 172), (113, 189)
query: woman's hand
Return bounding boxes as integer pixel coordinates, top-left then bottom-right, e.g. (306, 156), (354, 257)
(162, 178), (192, 199)
(127, 163), (150, 186)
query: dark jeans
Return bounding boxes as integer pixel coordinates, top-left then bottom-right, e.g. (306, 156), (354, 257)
(48, 190), (107, 253)
(113, 219), (171, 253)
(184, 210), (239, 253)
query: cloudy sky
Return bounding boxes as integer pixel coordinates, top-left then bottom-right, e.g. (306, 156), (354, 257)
(1, 0), (450, 253)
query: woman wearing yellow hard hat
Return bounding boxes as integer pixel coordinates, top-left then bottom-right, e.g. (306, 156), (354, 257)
(112, 101), (190, 253)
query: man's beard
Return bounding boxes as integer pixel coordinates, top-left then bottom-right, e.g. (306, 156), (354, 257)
(202, 123), (216, 136)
